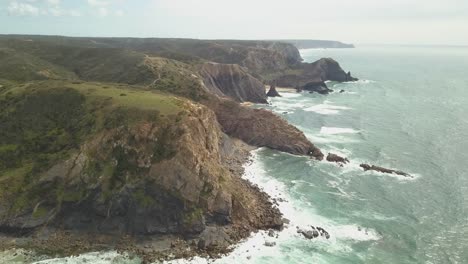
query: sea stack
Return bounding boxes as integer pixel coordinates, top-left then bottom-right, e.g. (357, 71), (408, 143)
(266, 82), (281, 97)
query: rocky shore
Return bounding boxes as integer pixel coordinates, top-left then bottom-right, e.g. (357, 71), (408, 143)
(0, 140), (283, 263)
(0, 35), (402, 263)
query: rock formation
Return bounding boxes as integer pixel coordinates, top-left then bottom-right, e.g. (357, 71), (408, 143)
(326, 153), (350, 165)
(208, 98), (324, 160)
(304, 80), (333, 94)
(0, 85), (283, 260)
(276, 58), (358, 89)
(360, 164), (411, 177)
(199, 62), (268, 103)
(266, 83), (281, 97)
(297, 226), (330, 240)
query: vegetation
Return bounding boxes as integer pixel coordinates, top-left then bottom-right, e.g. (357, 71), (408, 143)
(0, 80), (185, 213)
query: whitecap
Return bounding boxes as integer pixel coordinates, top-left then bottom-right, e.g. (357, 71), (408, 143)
(278, 91), (302, 98)
(32, 251), (138, 264)
(343, 79), (375, 84)
(166, 149), (382, 263)
(304, 103), (351, 115)
(320, 127), (360, 135)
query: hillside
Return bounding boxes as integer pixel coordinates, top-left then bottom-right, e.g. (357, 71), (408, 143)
(0, 35), (355, 261)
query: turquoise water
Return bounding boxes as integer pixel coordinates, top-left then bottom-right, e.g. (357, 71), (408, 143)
(2, 46), (468, 263)
(244, 46), (468, 264)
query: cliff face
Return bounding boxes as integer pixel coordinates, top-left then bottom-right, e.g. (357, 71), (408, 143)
(0, 84), (281, 239)
(276, 58), (358, 88)
(279, 39), (355, 49)
(207, 99), (323, 160)
(241, 42), (302, 74)
(199, 62), (267, 104)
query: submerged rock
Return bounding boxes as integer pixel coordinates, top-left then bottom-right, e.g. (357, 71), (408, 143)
(264, 241), (276, 247)
(360, 164), (411, 177)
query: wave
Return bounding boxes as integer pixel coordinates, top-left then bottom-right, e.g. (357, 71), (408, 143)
(166, 149), (381, 263)
(303, 101), (352, 115)
(32, 251), (137, 264)
(320, 127), (360, 135)
(278, 91), (303, 98)
(343, 79), (375, 84)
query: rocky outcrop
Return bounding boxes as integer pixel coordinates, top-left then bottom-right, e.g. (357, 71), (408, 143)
(0, 102), (282, 242)
(326, 153), (350, 165)
(276, 58), (358, 89)
(304, 81), (333, 94)
(297, 226), (330, 240)
(200, 62), (267, 103)
(207, 99), (323, 160)
(360, 164), (411, 177)
(266, 83), (281, 97)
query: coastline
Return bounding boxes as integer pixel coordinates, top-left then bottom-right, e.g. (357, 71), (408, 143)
(0, 142), (285, 263)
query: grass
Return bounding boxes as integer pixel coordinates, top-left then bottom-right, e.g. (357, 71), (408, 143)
(66, 81), (184, 115)
(0, 47), (77, 82)
(0, 80), (190, 213)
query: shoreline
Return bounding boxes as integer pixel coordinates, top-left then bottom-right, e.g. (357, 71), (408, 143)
(0, 143), (284, 263)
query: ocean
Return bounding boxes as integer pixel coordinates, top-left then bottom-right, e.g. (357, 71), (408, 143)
(2, 46), (468, 263)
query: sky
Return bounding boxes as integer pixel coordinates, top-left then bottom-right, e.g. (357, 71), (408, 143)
(0, 0), (467, 45)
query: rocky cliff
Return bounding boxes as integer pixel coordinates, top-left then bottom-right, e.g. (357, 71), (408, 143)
(207, 99), (323, 160)
(0, 83), (282, 256)
(276, 58), (358, 89)
(199, 62), (268, 103)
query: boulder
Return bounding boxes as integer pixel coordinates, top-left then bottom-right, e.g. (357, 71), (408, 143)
(197, 226), (232, 250)
(297, 228), (319, 239)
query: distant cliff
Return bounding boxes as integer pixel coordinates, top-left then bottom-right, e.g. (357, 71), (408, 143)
(277, 39), (355, 49)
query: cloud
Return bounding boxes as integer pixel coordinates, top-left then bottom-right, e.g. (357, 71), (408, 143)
(87, 0), (109, 7)
(7, 1), (40, 16)
(46, 0), (60, 6)
(97, 7), (108, 16)
(115, 10), (124, 16)
(6, 0), (81, 17)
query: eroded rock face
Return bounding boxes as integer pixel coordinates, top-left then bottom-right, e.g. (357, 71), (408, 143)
(208, 99), (324, 160)
(200, 62), (268, 104)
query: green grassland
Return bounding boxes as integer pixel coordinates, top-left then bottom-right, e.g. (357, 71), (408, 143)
(0, 80), (185, 204)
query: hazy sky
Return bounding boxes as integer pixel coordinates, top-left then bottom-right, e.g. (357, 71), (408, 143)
(1, 0), (467, 45)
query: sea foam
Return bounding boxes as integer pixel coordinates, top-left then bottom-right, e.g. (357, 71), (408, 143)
(303, 101), (352, 115)
(320, 127), (360, 135)
(166, 149), (381, 263)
